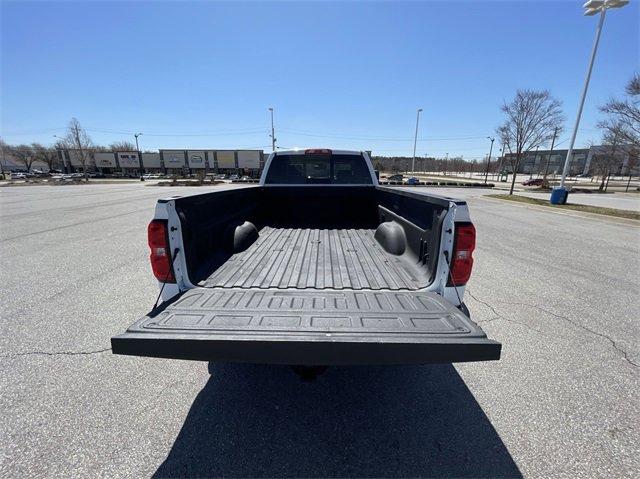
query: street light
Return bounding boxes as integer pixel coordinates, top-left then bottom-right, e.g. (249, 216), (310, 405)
(552, 0), (629, 204)
(484, 137), (495, 185)
(134, 132), (143, 177)
(411, 108), (423, 173)
(53, 135), (68, 173)
(269, 108), (276, 152)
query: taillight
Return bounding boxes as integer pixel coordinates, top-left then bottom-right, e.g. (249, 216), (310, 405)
(448, 222), (476, 286)
(148, 220), (175, 283)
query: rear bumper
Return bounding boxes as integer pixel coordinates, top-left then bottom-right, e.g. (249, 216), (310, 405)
(112, 334), (500, 365)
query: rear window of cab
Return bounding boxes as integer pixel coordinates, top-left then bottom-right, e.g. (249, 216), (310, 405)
(264, 154), (373, 184)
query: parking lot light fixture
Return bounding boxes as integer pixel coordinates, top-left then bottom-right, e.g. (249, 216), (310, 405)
(411, 108), (423, 173)
(484, 137), (494, 185)
(134, 133), (143, 177)
(552, 0), (629, 205)
(269, 108), (276, 152)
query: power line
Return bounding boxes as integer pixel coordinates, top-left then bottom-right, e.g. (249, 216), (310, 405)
(278, 127), (488, 142)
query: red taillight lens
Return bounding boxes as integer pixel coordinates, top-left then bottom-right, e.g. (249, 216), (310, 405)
(148, 220), (175, 283)
(448, 223), (476, 286)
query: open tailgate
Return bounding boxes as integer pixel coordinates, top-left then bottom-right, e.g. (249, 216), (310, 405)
(111, 289), (500, 365)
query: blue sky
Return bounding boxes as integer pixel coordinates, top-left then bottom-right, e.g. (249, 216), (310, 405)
(1, 0), (637, 158)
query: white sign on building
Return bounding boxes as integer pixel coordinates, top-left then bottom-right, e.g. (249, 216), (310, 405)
(187, 150), (206, 169)
(117, 152), (140, 168)
(216, 151), (236, 169)
(162, 150), (186, 168)
(237, 150), (261, 169)
(66, 150), (95, 167)
(94, 152), (117, 168)
(142, 153), (161, 168)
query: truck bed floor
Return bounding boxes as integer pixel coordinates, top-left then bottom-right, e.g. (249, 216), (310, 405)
(199, 227), (425, 290)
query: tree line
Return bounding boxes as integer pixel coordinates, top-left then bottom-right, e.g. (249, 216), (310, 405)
(497, 73), (639, 194)
(2, 74), (638, 190)
(0, 118), (139, 177)
(377, 73), (638, 195)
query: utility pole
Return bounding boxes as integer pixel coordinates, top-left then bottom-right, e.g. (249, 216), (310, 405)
(0, 137), (5, 176)
(134, 132), (143, 178)
(269, 108), (276, 152)
(543, 127), (558, 179)
(484, 137), (494, 185)
(411, 108), (423, 173)
(530, 146), (539, 178)
(604, 130), (619, 192)
(53, 135), (68, 173)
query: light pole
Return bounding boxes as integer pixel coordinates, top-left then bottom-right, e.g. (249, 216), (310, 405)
(543, 127), (558, 179)
(269, 108), (276, 152)
(411, 108), (423, 173)
(53, 135), (69, 173)
(134, 132), (143, 177)
(553, 0), (629, 203)
(484, 137), (494, 185)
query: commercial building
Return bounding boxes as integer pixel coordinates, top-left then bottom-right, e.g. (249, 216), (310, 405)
(26, 148), (266, 175)
(504, 145), (636, 176)
(159, 149), (265, 176)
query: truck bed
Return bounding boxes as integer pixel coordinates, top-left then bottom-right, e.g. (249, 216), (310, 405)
(198, 227), (425, 290)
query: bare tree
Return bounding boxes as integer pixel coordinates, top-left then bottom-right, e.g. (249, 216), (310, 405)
(600, 73), (640, 147)
(64, 118), (94, 180)
(497, 89), (564, 194)
(32, 143), (60, 172)
(8, 144), (36, 172)
(109, 141), (136, 151)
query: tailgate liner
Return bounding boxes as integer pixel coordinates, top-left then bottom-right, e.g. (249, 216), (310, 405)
(112, 288), (501, 365)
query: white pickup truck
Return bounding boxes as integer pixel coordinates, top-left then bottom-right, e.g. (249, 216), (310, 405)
(112, 149), (500, 366)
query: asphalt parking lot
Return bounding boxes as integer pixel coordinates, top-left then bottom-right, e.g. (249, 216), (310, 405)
(1, 183), (638, 478)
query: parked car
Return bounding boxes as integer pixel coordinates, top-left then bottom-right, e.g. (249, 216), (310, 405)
(112, 148), (501, 370)
(387, 174), (404, 182)
(10, 172), (27, 180)
(143, 173), (162, 179)
(406, 176), (419, 185)
(522, 178), (545, 186)
(577, 173), (592, 178)
(229, 174), (240, 180)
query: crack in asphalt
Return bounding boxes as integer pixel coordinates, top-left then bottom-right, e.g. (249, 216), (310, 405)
(466, 289), (638, 369)
(496, 300), (639, 369)
(466, 290), (545, 334)
(0, 347), (111, 359)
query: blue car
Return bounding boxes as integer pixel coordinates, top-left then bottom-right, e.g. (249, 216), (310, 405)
(406, 176), (419, 185)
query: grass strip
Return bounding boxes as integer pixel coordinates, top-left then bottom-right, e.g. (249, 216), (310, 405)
(487, 194), (640, 221)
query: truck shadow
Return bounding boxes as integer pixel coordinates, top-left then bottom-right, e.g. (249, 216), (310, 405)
(153, 363), (521, 478)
